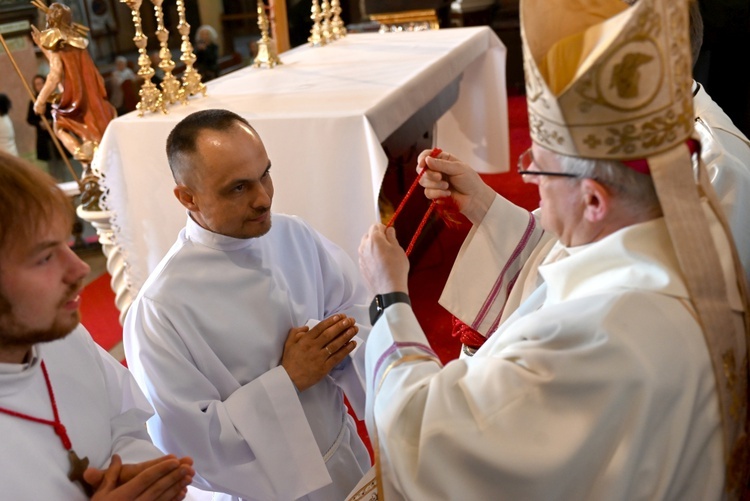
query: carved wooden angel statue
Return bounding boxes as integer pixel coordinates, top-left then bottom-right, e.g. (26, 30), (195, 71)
(31, 2), (117, 210)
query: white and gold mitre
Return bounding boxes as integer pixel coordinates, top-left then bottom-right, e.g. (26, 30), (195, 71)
(521, 0), (693, 161)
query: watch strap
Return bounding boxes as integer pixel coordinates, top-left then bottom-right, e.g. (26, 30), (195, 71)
(369, 292), (411, 325)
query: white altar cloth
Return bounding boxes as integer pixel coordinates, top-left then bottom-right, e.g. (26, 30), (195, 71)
(96, 26), (509, 296)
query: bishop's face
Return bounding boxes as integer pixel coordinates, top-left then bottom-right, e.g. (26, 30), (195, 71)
(176, 122), (274, 240)
(522, 144), (586, 246)
(0, 215), (90, 359)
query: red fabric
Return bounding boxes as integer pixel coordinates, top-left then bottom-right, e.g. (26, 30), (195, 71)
(434, 197), (463, 229)
(53, 47), (117, 145)
(620, 139), (700, 175)
(451, 316), (487, 350)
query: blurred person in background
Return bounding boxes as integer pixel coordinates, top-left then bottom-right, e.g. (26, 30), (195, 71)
(0, 93), (18, 156)
(194, 25), (219, 81)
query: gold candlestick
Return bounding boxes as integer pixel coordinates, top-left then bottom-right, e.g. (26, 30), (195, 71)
(121, 0), (165, 116)
(176, 0), (206, 97)
(330, 0), (347, 39)
(253, 0), (282, 68)
(151, 0), (185, 105)
(320, 0), (333, 43)
(308, 0), (325, 46)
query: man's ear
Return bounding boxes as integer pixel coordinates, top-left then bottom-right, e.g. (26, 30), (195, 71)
(174, 185), (198, 211)
(580, 179), (611, 223)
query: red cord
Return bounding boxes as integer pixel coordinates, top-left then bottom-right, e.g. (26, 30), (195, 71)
(405, 203), (434, 256)
(0, 361), (72, 450)
(386, 148), (464, 256)
(386, 148), (443, 229)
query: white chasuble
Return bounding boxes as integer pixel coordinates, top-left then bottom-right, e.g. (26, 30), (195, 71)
(365, 195), (741, 499)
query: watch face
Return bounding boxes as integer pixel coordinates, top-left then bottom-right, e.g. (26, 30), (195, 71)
(370, 293), (410, 325)
(369, 295), (385, 325)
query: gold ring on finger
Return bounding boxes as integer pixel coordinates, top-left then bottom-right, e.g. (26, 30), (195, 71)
(325, 346), (332, 356)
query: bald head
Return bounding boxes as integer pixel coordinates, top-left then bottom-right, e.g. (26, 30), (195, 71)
(166, 109), (257, 185)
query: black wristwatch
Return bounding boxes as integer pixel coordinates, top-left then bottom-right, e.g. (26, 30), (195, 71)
(369, 292), (411, 325)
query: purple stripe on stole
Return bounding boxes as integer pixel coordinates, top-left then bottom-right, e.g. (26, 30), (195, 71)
(487, 267), (522, 335)
(472, 214), (537, 330)
(373, 342), (437, 390)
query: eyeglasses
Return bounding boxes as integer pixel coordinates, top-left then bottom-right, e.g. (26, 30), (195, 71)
(517, 148), (581, 179)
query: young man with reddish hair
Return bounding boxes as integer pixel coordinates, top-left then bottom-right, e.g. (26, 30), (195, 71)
(0, 151), (194, 499)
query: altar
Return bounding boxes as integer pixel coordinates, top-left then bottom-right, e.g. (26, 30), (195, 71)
(96, 26), (509, 298)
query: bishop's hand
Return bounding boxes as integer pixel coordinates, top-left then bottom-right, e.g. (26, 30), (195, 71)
(416, 149), (496, 225)
(281, 314), (358, 392)
(358, 224), (409, 296)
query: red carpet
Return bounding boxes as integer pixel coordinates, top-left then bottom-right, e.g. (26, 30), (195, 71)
(80, 272), (123, 355)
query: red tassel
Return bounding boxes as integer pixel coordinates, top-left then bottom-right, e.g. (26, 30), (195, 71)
(434, 197), (463, 229)
(451, 316), (487, 350)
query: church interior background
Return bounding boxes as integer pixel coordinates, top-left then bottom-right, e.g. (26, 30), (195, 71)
(1, 0), (748, 359)
(2, 0), (526, 167)
(3, 0), (747, 178)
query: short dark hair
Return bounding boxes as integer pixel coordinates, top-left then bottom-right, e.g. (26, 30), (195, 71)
(0, 151), (73, 257)
(688, 0), (703, 68)
(0, 94), (11, 116)
(165, 109), (254, 182)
